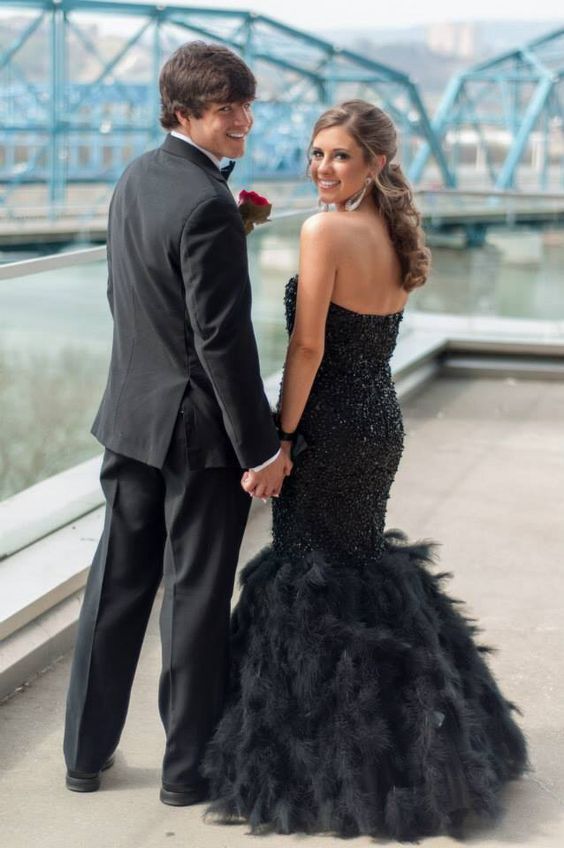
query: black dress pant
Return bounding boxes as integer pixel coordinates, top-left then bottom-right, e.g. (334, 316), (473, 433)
(63, 418), (251, 789)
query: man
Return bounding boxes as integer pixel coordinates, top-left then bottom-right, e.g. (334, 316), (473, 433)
(64, 41), (291, 807)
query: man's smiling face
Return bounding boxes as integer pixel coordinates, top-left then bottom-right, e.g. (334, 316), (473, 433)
(177, 101), (254, 160)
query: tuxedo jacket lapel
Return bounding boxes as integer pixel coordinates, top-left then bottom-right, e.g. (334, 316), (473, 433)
(160, 134), (226, 184)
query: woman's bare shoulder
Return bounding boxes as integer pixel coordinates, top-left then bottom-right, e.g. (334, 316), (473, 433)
(300, 210), (345, 240)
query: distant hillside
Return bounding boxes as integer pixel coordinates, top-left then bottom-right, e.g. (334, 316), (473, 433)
(348, 40), (467, 101)
(322, 19), (562, 53)
(322, 19), (563, 103)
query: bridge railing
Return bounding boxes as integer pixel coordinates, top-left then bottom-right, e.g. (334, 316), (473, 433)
(1, 188), (563, 218)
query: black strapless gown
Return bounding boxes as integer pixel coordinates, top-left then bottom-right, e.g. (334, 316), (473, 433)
(203, 276), (528, 842)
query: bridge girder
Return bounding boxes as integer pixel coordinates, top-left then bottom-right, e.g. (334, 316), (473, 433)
(410, 27), (564, 190)
(0, 0), (454, 207)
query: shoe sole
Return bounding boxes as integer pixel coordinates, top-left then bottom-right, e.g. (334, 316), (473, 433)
(66, 773), (101, 792)
(160, 786), (208, 807)
(66, 754), (115, 793)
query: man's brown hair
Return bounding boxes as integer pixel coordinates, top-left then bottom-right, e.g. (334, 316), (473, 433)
(159, 41), (256, 129)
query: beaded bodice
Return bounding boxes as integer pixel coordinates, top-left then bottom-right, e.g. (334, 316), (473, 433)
(284, 274), (402, 367)
(273, 276), (405, 562)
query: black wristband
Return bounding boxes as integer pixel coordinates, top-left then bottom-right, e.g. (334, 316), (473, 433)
(278, 428), (297, 442)
(273, 411), (297, 442)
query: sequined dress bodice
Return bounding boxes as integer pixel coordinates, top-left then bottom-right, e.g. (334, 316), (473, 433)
(272, 275), (405, 561)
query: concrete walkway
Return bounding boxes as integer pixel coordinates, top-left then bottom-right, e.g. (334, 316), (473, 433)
(1, 376), (563, 848)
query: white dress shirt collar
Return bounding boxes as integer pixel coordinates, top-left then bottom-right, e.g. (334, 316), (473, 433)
(170, 130), (222, 169)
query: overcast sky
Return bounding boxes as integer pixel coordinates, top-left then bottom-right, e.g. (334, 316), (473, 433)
(171, 0), (563, 31)
(1, 1), (562, 33)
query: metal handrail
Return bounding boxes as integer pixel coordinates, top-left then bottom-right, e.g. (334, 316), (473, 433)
(0, 245), (106, 281)
(0, 208), (314, 281)
(417, 188), (564, 200)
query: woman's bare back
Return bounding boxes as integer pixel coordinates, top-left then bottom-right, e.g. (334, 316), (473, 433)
(329, 210), (408, 315)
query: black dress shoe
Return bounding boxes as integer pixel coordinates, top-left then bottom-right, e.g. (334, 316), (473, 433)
(160, 780), (209, 807)
(66, 754), (115, 793)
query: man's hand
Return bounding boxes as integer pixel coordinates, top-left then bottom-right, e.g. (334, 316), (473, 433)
(241, 448), (293, 500)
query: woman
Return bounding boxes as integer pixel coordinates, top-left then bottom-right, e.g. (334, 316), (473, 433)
(203, 101), (528, 841)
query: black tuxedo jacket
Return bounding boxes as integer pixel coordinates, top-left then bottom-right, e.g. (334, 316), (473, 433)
(92, 134), (279, 469)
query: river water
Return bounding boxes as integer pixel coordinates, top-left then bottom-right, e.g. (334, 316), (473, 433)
(1, 218), (563, 498)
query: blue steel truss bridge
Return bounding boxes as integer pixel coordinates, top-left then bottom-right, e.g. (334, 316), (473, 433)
(0, 1), (563, 238)
(0, 0), (450, 206)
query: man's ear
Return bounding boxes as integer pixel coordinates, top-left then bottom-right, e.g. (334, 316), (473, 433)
(175, 110), (191, 132)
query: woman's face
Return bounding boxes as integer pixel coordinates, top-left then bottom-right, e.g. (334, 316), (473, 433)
(309, 125), (380, 210)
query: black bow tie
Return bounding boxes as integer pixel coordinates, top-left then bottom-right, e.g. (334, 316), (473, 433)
(220, 160), (236, 181)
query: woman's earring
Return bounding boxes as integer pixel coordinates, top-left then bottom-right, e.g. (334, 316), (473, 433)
(344, 177), (372, 212)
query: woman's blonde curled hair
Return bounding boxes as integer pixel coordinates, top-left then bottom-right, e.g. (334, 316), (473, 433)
(311, 100), (430, 291)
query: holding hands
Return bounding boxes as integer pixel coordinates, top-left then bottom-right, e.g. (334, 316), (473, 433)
(241, 447), (292, 500)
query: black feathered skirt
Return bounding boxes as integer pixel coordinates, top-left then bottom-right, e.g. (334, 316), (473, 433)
(202, 532), (528, 842)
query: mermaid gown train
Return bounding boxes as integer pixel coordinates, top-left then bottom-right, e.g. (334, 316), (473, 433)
(203, 276), (528, 841)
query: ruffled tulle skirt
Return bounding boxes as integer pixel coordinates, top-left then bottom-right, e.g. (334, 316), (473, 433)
(203, 532), (528, 842)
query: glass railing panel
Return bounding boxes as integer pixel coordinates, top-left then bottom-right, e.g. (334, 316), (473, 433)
(1, 255), (111, 500)
(0, 216), (307, 500)
(252, 206), (564, 323)
(2, 202), (563, 499)
(414, 191), (564, 320)
(412, 226), (564, 319)
(247, 211), (308, 378)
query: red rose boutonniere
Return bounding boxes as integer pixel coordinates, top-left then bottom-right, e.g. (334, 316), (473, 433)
(237, 189), (272, 235)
